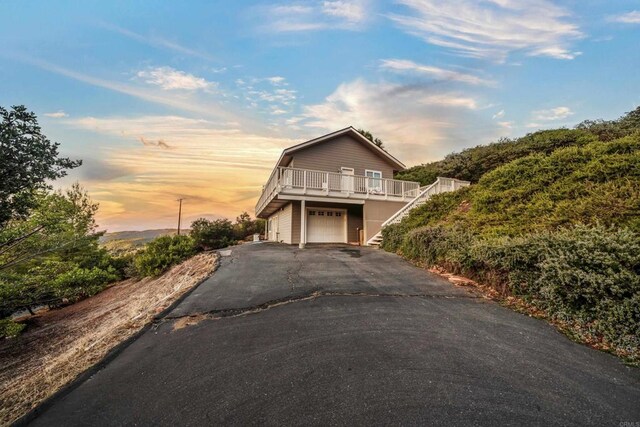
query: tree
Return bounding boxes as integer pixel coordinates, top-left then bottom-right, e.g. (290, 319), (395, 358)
(233, 211), (264, 240)
(0, 183), (100, 271)
(0, 184), (105, 317)
(0, 105), (81, 228)
(190, 218), (235, 250)
(357, 129), (385, 149)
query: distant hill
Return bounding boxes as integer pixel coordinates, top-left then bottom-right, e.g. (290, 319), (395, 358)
(100, 229), (184, 253)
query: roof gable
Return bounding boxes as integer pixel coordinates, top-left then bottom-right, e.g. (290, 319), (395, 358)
(277, 127), (406, 171)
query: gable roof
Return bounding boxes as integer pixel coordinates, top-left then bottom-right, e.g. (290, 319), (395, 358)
(275, 126), (407, 171)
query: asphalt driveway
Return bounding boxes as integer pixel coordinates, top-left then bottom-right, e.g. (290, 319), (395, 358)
(27, 243), (640, 426)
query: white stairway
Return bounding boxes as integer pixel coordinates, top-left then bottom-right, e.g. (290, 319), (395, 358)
(366, 177), (471, 247)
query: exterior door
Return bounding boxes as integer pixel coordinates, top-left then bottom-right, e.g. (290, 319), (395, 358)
(306, 209), (347, 243)
(340, 167), (354, 193)
(269, 215), (278, 241)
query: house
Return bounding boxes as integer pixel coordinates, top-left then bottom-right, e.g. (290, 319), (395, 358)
(255, 127), (424, 248)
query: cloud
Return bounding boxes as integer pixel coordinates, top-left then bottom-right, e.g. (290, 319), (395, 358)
(419, 93), (478, 109)
(16, 55), (237, 122)
(44, 110), (68, 118)
(295, 78), (495, 163)
(492, 109), (505, 119)
(608, 11), (640, 24)
(380, 59), (494, 86)
(497, 121), (513, 129)
(139, 136), (173, 149)
(390, 0), (582, 62)
(532, 106), (574, 121)
(322, 1), (366, 23)
(101, 23), (213, 60)
(266, 76), (287, 86)
(63, 115), (297, 231)
(136, 66), (216, 91)
(262, 0), (369, 32)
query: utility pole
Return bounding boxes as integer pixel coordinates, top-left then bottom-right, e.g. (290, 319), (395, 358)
(176, 198), (185, 235)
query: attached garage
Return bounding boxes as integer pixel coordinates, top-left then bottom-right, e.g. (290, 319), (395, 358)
(306, 208), (347, 243)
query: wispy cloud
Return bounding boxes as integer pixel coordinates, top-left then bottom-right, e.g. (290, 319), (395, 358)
(136, 66), (216, 91)
(294, 78), (494, 163)
(262, 0), (369, 32)
(63, 114), (296, 230)
(44, 110), (68, 118)
(608, 11), (640, 24)
(492, 109), (505, 119)
(15, 55), (237, 122)
(380, 58), (495, 86)
(390, 0), (583, 62)
(101, 23), (213, 60)
(532, 106), (574, 121)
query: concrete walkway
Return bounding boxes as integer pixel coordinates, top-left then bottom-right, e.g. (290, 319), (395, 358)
(28, 243), (640, 426)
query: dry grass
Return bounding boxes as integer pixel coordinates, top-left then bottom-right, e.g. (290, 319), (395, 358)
(0, 252), (218, 426)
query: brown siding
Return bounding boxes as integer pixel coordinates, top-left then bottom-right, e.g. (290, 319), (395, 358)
(290, 135), (396, 178)
(363, 200), (407, 242)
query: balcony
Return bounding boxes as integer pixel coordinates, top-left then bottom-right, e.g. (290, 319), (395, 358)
(256, 167), (421, 217)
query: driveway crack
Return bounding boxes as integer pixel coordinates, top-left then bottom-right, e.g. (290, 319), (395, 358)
(162, 290), (480, 330)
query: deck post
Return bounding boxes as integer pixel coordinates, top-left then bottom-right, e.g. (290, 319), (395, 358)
(303, 170), (307, 194)
(299, 199), (306, 249)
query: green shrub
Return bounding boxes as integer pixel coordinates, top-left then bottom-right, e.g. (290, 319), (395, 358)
(0, 318), (25, 338)
(388, 222), (640, 361)
(395, 129), (596, 185)
(133, 235), (197, 277)
(190, 218), (235, 250)
(51, 266), (119, 300)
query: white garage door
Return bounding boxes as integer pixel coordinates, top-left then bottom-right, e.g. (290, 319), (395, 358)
(307, 209), (346, 243)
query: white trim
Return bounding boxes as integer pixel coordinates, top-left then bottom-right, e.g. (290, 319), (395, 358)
(278, 194), (365, 204)
(305, 207), (348, 244)
(340, 167), (355, 174)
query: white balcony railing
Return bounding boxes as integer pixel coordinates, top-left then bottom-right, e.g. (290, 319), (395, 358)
(256, 167), (421, 215)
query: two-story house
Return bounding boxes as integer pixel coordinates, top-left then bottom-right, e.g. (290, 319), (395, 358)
(255, 127), (423, 247)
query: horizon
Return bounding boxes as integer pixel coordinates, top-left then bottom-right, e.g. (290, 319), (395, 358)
(1, 1), (639, 232)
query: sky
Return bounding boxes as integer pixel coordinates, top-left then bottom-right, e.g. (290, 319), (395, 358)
(1, 0), (639, 231)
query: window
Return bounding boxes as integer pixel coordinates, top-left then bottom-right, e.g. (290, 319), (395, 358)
(318, 211), (325, 216)
(335, 212), (342, 217)
(309, 211), (316, 215)
(327, 211), (333, 216)
(365, 170), (383, 192)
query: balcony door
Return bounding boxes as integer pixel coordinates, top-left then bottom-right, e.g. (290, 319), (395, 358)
(340, 167), (354, 193)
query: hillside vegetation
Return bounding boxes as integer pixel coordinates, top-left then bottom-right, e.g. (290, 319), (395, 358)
(386, 107), (640, 364)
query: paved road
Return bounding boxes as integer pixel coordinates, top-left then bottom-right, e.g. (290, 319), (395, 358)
(29, 243), (640, 426)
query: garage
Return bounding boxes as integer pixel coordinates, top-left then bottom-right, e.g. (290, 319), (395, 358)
(306, 208), (347, 243)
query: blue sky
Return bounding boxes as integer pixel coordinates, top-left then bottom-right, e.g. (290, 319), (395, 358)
(1, 0), (639, 230)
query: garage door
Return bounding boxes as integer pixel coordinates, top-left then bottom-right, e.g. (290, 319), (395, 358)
(307, 209), (346, 243)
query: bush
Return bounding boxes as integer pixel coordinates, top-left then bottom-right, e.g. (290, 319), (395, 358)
(133, 235), (197, 277)
(395, 129), (596, 185)
(388, 222), (640, 362)
(51, 266), (119, 300)
(190, 218), (235, 250)
(0, 318), (25, 338)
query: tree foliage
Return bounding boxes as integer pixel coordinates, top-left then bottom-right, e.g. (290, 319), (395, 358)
(0, 105), (81, 227)
(132, 235), (197, 277)
(190, 218), (236, 250)
(357, 129), (385, 149)
(395, 106), (640, 186)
